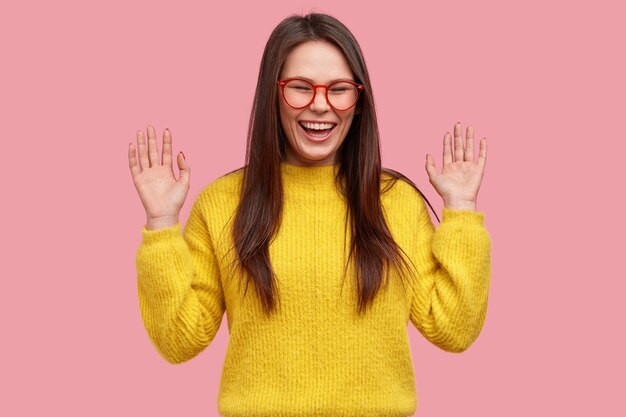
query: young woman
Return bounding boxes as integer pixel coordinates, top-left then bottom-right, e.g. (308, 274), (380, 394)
(128, 12), (490, 417)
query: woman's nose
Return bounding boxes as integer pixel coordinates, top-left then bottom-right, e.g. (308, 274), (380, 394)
(309, 87), (330, 112)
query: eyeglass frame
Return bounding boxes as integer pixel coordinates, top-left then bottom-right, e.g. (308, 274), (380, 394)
(277, 78), (365, 111)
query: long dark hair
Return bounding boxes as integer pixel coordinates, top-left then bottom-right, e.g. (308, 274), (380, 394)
(225, 12), (439, 316)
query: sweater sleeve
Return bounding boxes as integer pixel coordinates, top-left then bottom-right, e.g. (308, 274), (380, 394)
(135, 191), (226, 364)
(407, 188), (492, 353)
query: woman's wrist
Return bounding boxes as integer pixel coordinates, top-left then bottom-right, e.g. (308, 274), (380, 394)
(146, 215), (180, 230)
(443, 199), (477, 211)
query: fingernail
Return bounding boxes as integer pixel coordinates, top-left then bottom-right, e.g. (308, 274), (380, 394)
(180, 151), (185, 159)
(165, 128), (170, 133)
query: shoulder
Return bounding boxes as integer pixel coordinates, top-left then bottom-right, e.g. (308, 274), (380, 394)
(188, 167), (245, 215)
(380, 168), (427, 217)
(381, 169), (424, 201)
(198, 166), (245, 201)
(185, 167), (245, 239)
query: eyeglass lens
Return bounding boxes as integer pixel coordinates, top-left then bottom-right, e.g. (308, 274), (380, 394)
(283, 80), (359, 110)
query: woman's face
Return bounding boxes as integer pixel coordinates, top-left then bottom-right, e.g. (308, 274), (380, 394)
(278, 40), (358, 166)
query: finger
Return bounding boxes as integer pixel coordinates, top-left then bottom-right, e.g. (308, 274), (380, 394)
(136, 130), (149, 171)
(128, 142), (141, 179)
(425, 154), (437, 178)
(162, 128), (174, 175)
(477, 137), (487, 169)
(443, 132), (453, 165)
(454, 122), (464, 162)
(147, 125), (160, 167)
(466, 125), (474, 162)
(177, 151), (190, 187)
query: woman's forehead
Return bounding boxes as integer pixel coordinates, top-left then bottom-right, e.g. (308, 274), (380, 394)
(281, 40), (353, 81)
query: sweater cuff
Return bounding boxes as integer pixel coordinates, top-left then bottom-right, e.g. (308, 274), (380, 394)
(441, 207), (485, 226)
(141, 222), (182, 246)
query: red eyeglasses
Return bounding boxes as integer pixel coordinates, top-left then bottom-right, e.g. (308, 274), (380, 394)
(277, 78), (364, 111)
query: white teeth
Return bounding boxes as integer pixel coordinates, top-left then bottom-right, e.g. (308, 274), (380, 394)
(300, 121), (336, 130)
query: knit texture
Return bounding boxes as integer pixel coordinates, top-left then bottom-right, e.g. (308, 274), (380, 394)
(135, 161), (492, 417)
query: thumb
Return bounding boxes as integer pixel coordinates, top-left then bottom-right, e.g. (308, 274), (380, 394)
(425, 154), (436, 179)
(177, 151), (190, 186)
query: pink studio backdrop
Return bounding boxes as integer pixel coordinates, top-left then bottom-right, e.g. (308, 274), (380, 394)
(1, 0), (624, 416)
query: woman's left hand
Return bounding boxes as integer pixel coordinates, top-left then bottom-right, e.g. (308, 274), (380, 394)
(425, 122), (487, 211)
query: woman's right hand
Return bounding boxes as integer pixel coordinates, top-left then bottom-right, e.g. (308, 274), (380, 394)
(128, 125), (190, 230)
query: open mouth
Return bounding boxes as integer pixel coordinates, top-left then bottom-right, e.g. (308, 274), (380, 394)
(298, 121), (337, 141)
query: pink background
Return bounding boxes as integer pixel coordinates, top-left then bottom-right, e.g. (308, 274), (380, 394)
(2, 0), (624, 415)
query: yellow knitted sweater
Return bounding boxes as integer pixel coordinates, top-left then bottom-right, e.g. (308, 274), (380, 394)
(135, 161), (491, 417)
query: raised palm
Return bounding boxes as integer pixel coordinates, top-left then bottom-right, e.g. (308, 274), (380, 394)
(128, 125), (190, 221)
(425, 122), (487, 205)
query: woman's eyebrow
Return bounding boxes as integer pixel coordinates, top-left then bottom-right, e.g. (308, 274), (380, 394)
(293, 75), (355, 83)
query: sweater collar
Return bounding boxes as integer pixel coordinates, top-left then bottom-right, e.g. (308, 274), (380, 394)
(279, 161), (342, 197)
